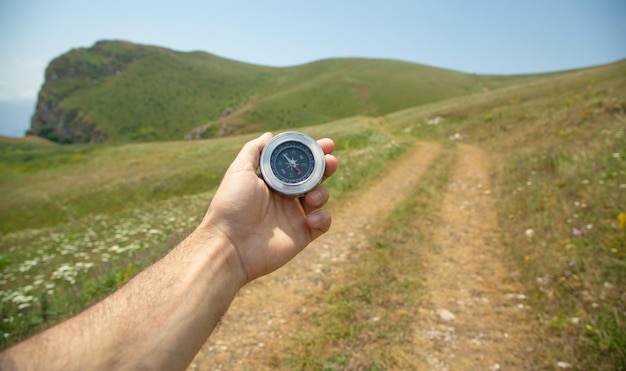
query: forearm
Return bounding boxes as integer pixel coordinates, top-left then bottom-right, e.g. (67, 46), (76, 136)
(1, 224), (245, 371)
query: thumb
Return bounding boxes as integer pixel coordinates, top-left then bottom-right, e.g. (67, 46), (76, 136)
(230, 132), (273, 172)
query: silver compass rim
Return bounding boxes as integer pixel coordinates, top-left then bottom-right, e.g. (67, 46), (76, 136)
(260, 131), (326, 197)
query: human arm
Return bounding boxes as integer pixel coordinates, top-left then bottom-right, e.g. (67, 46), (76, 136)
(0, 132), (338, 370)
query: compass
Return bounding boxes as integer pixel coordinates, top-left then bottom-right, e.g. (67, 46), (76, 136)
(260, 132), (325, 197)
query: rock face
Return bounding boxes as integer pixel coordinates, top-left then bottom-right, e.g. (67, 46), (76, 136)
(29, 98), (108, 143)
(29, 40), (148, 143)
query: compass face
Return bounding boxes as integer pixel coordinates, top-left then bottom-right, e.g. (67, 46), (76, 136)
(270, 141), (315, 184)
(260, 132), (326, 197)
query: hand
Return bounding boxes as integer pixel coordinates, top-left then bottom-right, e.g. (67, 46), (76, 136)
(200, 132), (338, 284)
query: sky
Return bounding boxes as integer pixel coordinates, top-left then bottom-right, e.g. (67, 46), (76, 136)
(0, 0), (625, 136)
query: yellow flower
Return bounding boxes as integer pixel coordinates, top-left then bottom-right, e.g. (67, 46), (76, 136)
(618, 212), (626, 230)
(524, 255), (530, 262)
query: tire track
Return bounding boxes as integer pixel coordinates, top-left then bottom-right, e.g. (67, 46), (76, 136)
(413, 144), (535, 370)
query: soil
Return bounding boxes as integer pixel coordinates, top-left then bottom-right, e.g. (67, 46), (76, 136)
(411, 144), (536, 370)
(188, 141), (537, 370)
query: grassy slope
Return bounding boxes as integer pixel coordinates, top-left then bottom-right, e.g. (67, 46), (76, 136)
(2, 59), (624, 367)
(45, 40), (534, 142)
(383, 59), (626, 368)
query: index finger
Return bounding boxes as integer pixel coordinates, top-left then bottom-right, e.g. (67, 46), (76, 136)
(317, 138), (338, 180)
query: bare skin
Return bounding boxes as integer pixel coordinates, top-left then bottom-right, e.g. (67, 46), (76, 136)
(0, 132), (338, 371)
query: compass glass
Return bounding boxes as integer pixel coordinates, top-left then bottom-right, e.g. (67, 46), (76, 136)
(270, 141), (315, 184)
(260, 131), (325, 197)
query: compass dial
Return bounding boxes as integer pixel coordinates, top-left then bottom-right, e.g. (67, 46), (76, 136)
(260, 132), (325, 197)
(270, 141), (315, 184)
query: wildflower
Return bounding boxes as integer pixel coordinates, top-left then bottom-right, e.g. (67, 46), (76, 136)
(426, 116), (444, 125)
(618, 212), (626, 230)
(525, 229), (534, 238)
(524, 255), (530, 262)
(571, 227), (585, 238)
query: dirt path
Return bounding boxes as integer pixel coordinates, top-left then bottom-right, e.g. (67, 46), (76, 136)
(189, 141), (537, 369)
(412, 144), (535, 370)
(189, 141), (443, 370)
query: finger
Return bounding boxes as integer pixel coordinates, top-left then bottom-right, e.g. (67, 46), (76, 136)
(318, 138), (337, 179)
(302, 185), (329, 214)
(317, 138), (335, 155)
(323, 154), (338, 180)
(306, 209), (332, 241)
(229, 132), (273, 173)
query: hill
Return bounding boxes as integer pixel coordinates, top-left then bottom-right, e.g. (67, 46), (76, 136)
(30, 40), (535, 143)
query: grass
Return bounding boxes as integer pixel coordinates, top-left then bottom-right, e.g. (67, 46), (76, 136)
(385, 58), (626, 368)
(0, 138), (242, 234)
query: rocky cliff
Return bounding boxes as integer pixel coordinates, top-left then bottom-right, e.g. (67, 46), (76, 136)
(29, 40), (151, 143)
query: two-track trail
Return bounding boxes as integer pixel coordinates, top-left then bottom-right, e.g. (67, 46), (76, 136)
(189, 141), (443, 370)
(412, 144), (535, 370)
(189, 141), (537, 370)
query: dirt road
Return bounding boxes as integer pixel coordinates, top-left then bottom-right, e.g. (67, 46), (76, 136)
(412, 144), (535, 370)
(189, 141), (536, 370)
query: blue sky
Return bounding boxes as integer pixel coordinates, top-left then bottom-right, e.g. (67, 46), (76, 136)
(0, 0), (625, 136)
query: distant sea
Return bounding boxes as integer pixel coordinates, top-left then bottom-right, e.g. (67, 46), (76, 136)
(0, 100), (35, 137)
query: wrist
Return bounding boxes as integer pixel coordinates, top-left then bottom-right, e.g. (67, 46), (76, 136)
(189, 220), (248, 289)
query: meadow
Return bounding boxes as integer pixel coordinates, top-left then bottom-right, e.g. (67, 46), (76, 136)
(1, 59), (625, 368)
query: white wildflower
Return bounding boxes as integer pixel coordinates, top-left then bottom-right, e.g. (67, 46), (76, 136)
(449, 133), (462, 141)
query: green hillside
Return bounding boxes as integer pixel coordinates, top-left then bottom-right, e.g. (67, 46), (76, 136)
(31, 40), (535, 143)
